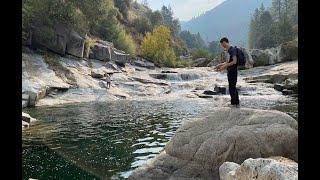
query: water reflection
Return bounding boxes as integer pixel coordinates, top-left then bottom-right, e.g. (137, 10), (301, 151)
(23, 100), (209, 179)
(23, 97), (297, 179)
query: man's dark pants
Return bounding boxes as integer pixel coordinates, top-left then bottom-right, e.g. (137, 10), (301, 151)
(227, 69), (239, 105)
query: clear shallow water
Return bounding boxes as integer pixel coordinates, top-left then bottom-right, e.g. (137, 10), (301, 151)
(23, 99), (213, 180)
(23, 97), (297, 180)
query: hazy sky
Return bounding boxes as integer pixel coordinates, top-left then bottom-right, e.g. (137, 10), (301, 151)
(137, 0), (226, 21)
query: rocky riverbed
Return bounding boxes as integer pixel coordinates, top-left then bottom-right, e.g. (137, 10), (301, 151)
(22, 48), (297, 109)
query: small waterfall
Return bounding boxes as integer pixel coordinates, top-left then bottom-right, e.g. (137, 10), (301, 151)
(149, 72), (206, 81)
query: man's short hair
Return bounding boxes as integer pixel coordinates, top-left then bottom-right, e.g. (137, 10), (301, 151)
(220, 37), (229, 43)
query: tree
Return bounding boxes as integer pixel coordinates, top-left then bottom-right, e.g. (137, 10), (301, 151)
(114, 0), (132, 19)
(249, 5), (277, 49)
(140, 25), (177, 67)
(208, 41), (223, 56)
(271, 0), (282, 21)
(147, 10), (164, 29)
(132, 16), (151, 34)
(257, 11), (276, 48)
(143, 0), (148, 7)
(161, 5), (173, 27)
(179, 30), (206, 49)
(248, 8), (261, 48)
(161, 5), (180, 37)
(190, 48), (213, 60)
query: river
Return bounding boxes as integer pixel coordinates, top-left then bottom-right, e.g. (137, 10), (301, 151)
(22, 95), (297, 179)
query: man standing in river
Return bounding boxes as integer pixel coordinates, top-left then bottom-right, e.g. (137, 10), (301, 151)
(215, 37), (240, 107)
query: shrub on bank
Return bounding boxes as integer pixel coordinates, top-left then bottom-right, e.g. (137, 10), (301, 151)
(190, 48), (214, 60)
(141, 25), (178, 67)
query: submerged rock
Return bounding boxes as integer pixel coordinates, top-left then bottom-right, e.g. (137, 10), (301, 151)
(129, 108), (298, 179)
(214, 86), (227, 94)
(219, 157), (298, 180)
(161, 70), (178, 73)
(22, 112), (37, 130)
(195, 93), (214, 98)
(22, 112), (37, 123)
(130, 77), (169, 86)
(22, 121), (29, 129)
(203, 90), (218, 95)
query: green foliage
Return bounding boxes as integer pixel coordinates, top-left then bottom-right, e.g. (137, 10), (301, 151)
(179, 31), (207, 49)
(22, 0), (137, 54)
(132, 16), (152, 34)
(161, 6), (181, 37)
(249, 0), (297, 49)
(141, 25), (178, 67)
(114, 0), (132, 19)
(190, 48), (213, 60)
(175, 59), (189, 68)
(147, 10), (164, 28)
(115, 29), (136, 54)
(84, 35), (96, 58)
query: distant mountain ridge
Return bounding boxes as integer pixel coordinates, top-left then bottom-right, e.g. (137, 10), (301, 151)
(181, 0), (272, 47)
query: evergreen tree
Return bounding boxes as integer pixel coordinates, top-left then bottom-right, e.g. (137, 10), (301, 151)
(161, 5), (180, 37)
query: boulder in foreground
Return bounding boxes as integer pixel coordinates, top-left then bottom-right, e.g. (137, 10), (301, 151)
(219, 157), (298, 180)
(129, 108), (298, 180)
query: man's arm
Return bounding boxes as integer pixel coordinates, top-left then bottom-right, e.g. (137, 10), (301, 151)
(225, 55), (237, 67)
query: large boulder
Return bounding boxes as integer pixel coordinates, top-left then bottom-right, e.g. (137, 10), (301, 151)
(23, 91), (37, 107)
(112, 48), (131, 67)
(274, 78), (298, 94)
(66, 30), (85, 58)
(132, 58), (155, 69)
(89, 43), (112, 61)
(219, 157), (298, 180)
(129, 108), (298, 180)
(249, 49), (271, 67)
(278, 39), (298, 62)
(192, 58), (211, 67)
(239, 47), (254, 68)
(22, 86), (49, 107)
(32, 24), (70, 55)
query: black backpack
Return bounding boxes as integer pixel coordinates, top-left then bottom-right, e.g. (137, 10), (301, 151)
(234, 46), (246, 66)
